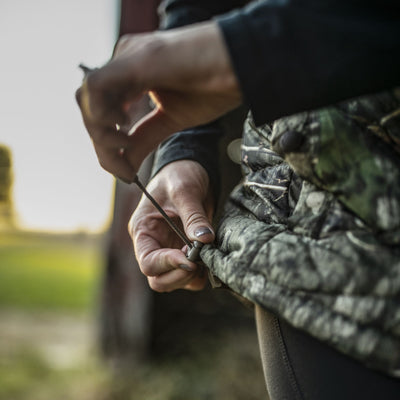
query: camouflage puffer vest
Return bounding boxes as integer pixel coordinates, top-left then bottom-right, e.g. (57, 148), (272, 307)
(201, 88), (400, 377)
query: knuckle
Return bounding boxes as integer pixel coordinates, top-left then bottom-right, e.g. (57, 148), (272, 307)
(148, 277), (168, 293)
(98, 157), (116, 175)
(115, 34), (133, 52)
(185, 211), (206, 228)
(140, 263), (156, 277)
(130, 213), (146, 239)
(75, 88), (82, 105)
(85, 70), (101, 92)
(98, 158), (109, 171)
(127, 217), (135, 239)
(135, 246), (158, 277)
(92, 130), (106, 144)
(169, 182), (186, 201)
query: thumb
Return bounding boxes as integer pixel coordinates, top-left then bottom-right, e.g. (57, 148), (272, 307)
(174, 191), (215, 245)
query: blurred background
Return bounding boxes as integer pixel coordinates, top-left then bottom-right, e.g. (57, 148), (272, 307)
(0, 1), (266, 399)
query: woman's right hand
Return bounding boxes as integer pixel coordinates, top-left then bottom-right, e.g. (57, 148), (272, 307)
(75, 21), (242, 182)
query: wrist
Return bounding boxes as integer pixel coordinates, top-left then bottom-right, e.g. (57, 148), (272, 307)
(158, 22), (241, 99)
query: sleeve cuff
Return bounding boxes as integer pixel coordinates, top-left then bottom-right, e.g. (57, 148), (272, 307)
(151, 123), (223, 197)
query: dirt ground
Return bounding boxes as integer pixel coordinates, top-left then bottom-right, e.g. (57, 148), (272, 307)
(0, 309), (95, 369)
(0, 308), (268, 400)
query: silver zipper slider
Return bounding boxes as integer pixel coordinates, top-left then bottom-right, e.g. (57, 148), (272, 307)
(186, 240), (204, 262)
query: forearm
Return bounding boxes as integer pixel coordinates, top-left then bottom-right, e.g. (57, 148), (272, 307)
(147, 22), (239, 97)
(149, 21), (237, 190)
(152, 1), (248, 193)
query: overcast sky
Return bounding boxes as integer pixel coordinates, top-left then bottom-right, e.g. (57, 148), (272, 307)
(1, 0), (119, 232)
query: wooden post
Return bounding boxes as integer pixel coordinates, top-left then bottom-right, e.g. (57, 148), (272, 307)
(98, 1), (254, 368)
(98, 0), (160, 365)
(0, 145), (15, 231)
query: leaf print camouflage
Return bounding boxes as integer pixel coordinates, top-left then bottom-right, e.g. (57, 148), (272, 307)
(201, 88), (400, 377)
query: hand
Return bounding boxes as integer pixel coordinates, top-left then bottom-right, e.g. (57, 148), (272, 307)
(76, 21), (241, 182)
(128, 160), (214, 292)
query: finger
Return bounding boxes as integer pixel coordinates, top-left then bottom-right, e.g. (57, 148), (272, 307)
(124, 108), (179, 167)
(79, 70), (131, 127)
(134, 232), (197, 277)
(131, 209), (198, 274)
(77, 84), (130, 139)
(113, 33), (135, 57)
(167, 169), (215, 244)
(88, 124), (131, 148)
(93, 145), (135, 183)
(79, 119), (135, 181)
(147, 268), (199, 293)
(75, 87), (83, 107)
(176, 197), (215, 244)
(183, 271), (208, 291)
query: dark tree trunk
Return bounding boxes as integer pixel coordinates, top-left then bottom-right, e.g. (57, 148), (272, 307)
(98, 0), (160, 365)
(99, 1), (254, 368)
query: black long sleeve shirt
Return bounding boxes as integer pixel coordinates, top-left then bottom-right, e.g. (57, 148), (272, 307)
(153, 0), (400, 195)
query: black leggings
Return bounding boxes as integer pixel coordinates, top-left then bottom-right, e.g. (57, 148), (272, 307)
(255, 305), (400, 400)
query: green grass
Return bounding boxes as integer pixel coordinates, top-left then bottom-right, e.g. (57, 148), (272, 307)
(0, 346), (109, 400)
(0, 231), (103, 311)
(0, 329), (266, 400)
(0, 230), (267, 400)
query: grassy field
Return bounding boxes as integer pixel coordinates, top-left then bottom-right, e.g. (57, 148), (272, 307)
(0, 231), (102, 310)
(0, 230), (267, 400)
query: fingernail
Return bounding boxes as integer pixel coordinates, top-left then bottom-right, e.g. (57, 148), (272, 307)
(179, 264), (194, 272)
(195, 227), (213, 238)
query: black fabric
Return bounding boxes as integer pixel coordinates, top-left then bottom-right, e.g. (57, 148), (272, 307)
(151, 124), (224, 195)
(158, 0), (247, 29)
(218, 0), (400, 125)
(255, 305), (400, 400)
(153, 0), (400, 198)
